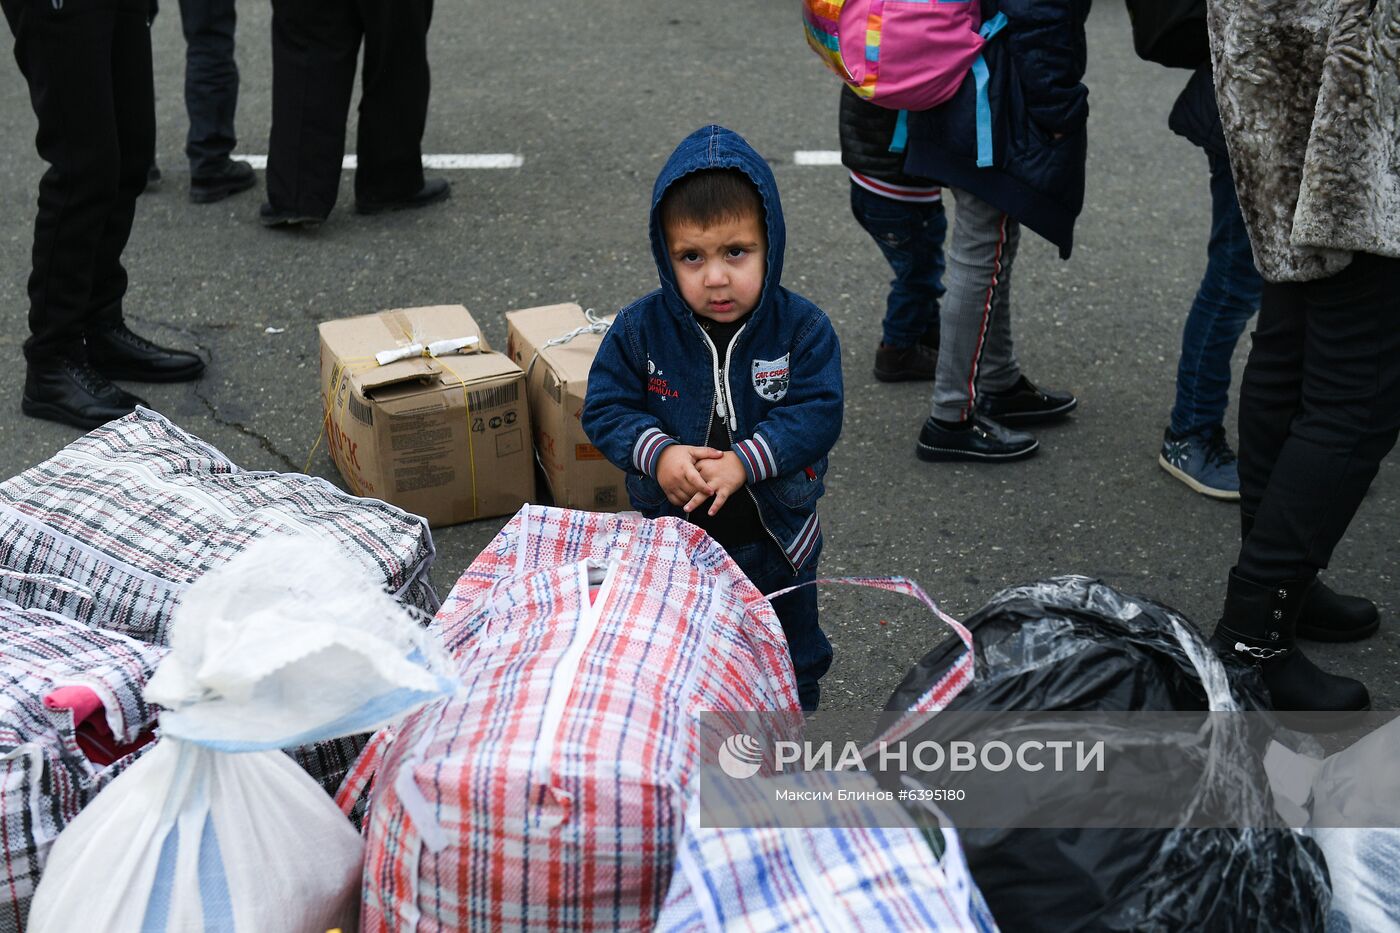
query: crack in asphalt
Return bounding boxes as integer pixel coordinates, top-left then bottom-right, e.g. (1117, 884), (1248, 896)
(125, 312), (303, 472)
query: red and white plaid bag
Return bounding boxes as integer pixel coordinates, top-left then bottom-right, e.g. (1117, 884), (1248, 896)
(359, 506), (803, 931)
(0, 595), (165, 933)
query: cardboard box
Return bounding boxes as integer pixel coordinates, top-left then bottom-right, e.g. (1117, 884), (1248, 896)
(505, 303), (626, 512)
(318, 305), (534, 526)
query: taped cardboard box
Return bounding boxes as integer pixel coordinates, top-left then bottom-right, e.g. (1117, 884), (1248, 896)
(505, 303), (626, 512)
(319, 305), (534, 526)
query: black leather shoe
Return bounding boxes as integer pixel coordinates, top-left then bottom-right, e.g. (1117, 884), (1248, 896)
(22, 359), (148, 430)
(916, 414), (1038, 462)
(190, 159), (256, 204)
(259, 202), (325, 228)
(86, 323), (206, 383)
(874, 343), (938, 382)
(1296, 579), (1381, 642)
(354, 177), (451, 215)
(977, 375), (1077, 425)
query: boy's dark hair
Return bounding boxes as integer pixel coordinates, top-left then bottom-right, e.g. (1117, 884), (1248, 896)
(659, 169), (764, 232)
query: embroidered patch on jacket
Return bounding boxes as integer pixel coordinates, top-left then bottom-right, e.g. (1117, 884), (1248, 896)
(647, 355), (678, 400)
(751, 354), (790, 402)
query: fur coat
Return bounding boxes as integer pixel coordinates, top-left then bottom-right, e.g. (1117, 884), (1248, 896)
(1208, 0), (1400, 282)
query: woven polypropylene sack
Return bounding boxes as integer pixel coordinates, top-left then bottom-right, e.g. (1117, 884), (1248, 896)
(0, 408), (440, 644)
(361, 506), (802, 931)
(0, 600), (165, 933)
(0, 409), (441, 797)
(656, 771), (997, 933)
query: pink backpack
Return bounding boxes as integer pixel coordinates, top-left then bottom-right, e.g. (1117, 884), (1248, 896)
(804, 0), (995, 112)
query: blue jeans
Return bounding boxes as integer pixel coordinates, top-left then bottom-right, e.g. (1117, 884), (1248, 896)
(849, 182), (947, 349)
(1170, 150), (1263, 436)
(727, 539), (831, 712)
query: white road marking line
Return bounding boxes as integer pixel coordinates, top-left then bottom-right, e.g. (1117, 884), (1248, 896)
(793, 150), (843, 166)
(230, 154), (524, 170)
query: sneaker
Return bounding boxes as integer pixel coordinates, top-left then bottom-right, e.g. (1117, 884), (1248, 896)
(874, 343), (938, 382)
(977, 375), (1077, 425)
(1158, 425), (1239, 500)
(190, 158), (257, 204)
(916, 414), (1038, 463)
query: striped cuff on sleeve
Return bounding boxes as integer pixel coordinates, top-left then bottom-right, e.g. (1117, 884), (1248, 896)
(733, 434), (778, 483)
(633, 427), (677, 477)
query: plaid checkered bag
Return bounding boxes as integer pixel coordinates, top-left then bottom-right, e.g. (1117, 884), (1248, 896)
(0, 407), (440, 645)
(0, 408), (441, 797)
(360, 505), (803, 931)
(656, 771), (997, 932)
(0, 598), (165, 933)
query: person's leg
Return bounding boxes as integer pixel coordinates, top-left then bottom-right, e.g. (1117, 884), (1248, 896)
(1235, 281), (1307, 526)
(1237, 254), (1400, 585)
(1170, 150), (1263, 436)
(850, 183), (944, 381)
(1216, 254), (1400, 712)
(917, 189), (1038, 461)
(353, 0), (435, 205)
(849, 183), (946, 347)
(10, 0), (123, 365)
(930, 189), (1020, 422)
(87, 1), (156, 333)
(1160, 152), (1264, 498)
(177, 0), (238, 175)
(729, 541), (831, 712)
(265, 0), (360, 220)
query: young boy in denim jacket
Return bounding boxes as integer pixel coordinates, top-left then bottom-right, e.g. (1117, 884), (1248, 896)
(583, 125), (844, 711)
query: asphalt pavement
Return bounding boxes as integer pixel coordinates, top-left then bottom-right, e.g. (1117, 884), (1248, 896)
(0, 2), (1394, 709)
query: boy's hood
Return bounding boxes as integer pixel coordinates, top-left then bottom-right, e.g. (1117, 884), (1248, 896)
(649, 125), (786, 324)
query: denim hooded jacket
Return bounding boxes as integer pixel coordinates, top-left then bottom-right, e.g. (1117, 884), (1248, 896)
(582, 125), (844, 573)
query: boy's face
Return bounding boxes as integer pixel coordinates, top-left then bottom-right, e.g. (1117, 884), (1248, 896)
(664, 210), (766, 325)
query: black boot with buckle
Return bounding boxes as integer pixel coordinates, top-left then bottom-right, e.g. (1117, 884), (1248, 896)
(1209, 568), (1371, 712)
(1240, 512), (1380, 642)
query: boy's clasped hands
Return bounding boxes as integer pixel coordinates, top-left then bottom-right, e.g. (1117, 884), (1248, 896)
(656, 445), (747, 516)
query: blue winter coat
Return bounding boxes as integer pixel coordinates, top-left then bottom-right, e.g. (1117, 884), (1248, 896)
(582, 125), (844, 573)
(905, 0), (1092, 259)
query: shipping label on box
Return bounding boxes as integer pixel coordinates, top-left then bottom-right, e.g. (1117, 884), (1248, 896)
(319, 305), (534, 526)
(505, 303), (626, 512)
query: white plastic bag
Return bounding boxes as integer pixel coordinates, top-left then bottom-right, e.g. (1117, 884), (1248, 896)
(27, 535), (453, 933)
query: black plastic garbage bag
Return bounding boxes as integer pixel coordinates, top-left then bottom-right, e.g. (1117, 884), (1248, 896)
(885, 575), (1330, 933)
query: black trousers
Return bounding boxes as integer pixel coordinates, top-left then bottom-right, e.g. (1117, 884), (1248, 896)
(1236, 253), (1400, 584)
(266, 0), (433, 218)
(2, 0), (154, 364)
(178, 0), (238, 175)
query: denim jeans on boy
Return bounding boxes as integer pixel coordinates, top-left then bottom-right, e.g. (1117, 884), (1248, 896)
(1170, 150), (1263, 436)
(726, 538), (831, 712)
(849, 182), (947, 348)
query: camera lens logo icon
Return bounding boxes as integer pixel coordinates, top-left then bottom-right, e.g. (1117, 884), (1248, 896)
(718, 734), (764, 780)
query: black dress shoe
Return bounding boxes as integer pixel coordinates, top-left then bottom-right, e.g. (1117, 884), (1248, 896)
(977, 375), (1077, 425)
(190, 159), (257, 204)
(354, 177), (451, 215)
(259, 202), (325, 228)
(86, 323), (206, 382)
(22, 359), (148, 430)
(916, 414), (1039, 462)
